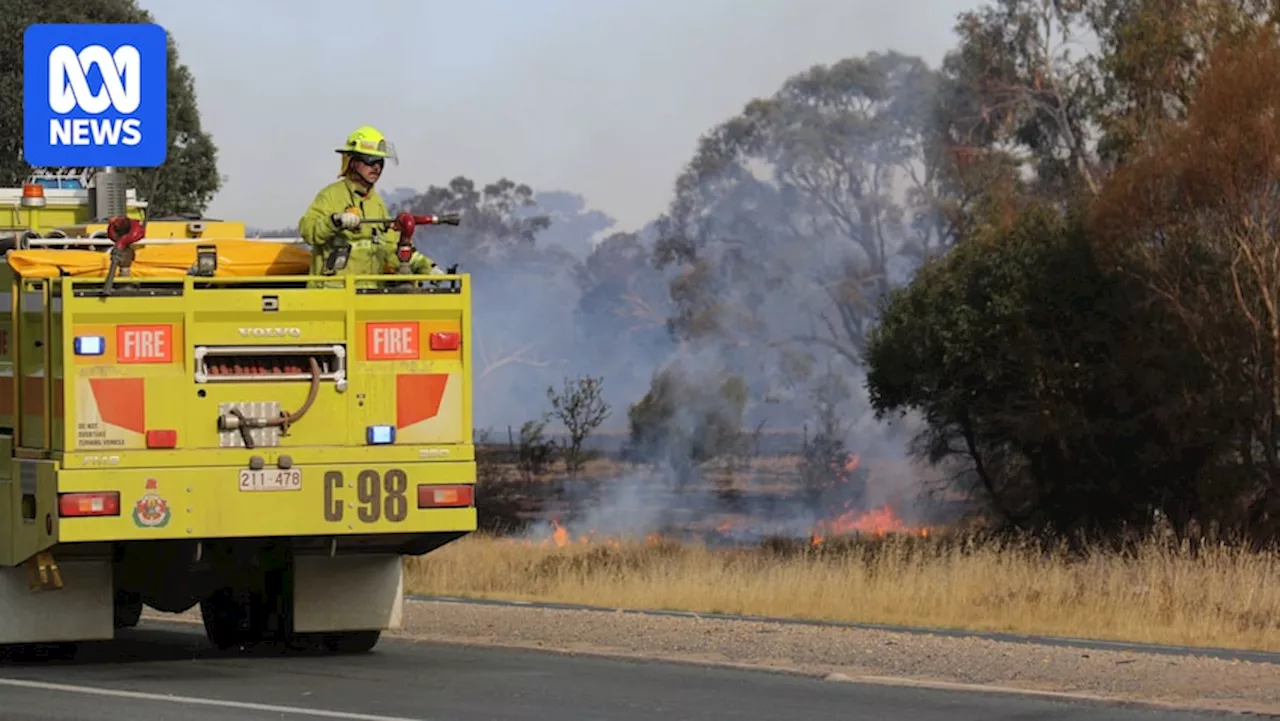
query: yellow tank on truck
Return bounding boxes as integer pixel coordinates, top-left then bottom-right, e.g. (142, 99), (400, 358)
(0, 193), (476, 654)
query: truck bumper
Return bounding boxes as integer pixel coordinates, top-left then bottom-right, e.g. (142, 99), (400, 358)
(50, 460), (477, 543)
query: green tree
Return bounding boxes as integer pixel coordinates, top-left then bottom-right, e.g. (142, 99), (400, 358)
(627, 364), (748, 490)
(873, 0), (1280, 541)
(798, 368), (864, 511)
(652, 53), (951, 378)
(1085, 0), (1276, 165)
(516, 418), (558, 482)
(939, 0), (1103, 198)
(936, 0), (1278, 200)
(0, 0), (221, 216)
(546, 375), (610, 476)
(572, 232), (672, 362)
(864, 201), (1222, 537)
(1089, 25), (1280, 535)
(403, 176), (556, 269)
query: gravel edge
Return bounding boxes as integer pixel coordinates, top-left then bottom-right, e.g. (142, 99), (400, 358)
(409, 594), (1280, 665)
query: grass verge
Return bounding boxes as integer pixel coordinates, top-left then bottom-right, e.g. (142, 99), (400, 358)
(404, 531), (1280, 652)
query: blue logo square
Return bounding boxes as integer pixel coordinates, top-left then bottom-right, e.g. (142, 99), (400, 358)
(23, 23), (168, 168)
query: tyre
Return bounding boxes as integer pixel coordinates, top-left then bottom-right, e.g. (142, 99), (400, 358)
(113, 590), (143, 629)
(320, 630), (381, 654)
(200, 587), (264, 650)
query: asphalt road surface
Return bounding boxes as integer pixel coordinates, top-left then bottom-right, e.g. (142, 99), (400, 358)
(0, 621), (1241, 721)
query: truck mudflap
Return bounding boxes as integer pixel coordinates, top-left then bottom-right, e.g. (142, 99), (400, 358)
(0, 558), (114, 644)
(53, 461), (476, 542)
(291, 553), (404, 633)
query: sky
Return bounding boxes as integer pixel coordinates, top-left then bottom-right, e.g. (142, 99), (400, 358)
(140, 0), (978, 233)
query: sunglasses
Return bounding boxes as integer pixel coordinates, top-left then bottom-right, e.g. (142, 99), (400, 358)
(351, 154), (385, 167)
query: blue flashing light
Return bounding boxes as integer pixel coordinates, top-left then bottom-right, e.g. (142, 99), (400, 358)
(73, 336), (105, 356)
(367, 425), (395, 445)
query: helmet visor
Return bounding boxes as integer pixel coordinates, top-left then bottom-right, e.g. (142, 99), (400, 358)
(346, 138), (398, 166)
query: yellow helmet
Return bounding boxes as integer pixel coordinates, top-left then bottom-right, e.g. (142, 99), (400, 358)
(336, 125), (398, 175)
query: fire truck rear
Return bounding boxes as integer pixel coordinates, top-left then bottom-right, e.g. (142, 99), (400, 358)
(0, 171), (476, 653)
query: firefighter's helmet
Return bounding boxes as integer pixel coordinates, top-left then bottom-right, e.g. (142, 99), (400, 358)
(336, 126), (398, 176)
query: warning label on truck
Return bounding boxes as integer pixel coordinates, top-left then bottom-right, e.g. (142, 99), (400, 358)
(75, 377), (145, 448)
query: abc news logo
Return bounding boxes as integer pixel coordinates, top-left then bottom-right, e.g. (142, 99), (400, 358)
(23, 24), (168, 168)
(48, 44), (143, 147)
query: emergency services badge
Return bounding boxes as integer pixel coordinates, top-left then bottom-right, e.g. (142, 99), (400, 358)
(132, 477), (171, 528)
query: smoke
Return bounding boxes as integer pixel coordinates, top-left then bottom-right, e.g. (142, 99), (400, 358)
(406, 54), (956, 542)
(458, 225), (678, 434)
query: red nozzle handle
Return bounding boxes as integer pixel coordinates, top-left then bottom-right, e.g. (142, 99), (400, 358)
(364, 213), (462, 228)
(392, 211), (463, 244)
(393, 213), (460, 227)
(106, 217), (145, 250)
(395, 212), (418, 243)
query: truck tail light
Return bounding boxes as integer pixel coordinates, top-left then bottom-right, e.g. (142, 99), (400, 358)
(145, 429), (178, 448)
(58, 492), (121, 517)
(417, 484), (474, 509)
(429, 332), (459, 351)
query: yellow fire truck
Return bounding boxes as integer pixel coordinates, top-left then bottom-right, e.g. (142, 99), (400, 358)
(0, 169), (476, 653)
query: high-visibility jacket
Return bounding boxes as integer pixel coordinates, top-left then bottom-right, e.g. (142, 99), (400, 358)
(297, 178), (435, 281)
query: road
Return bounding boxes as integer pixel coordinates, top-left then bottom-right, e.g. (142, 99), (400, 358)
(0, 621), (1242, 721)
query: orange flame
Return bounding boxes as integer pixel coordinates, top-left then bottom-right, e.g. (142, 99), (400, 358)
(551, 519), (569, 547)
(505, 519), (650, 549)
(844, 454), (860, 473)
(506, 450), (935, 549)
(808, 504), (930, 545)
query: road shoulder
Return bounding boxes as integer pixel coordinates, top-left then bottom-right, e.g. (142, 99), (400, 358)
(144, 598), (1280, 717)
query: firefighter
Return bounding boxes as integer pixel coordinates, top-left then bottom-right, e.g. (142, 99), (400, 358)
(297, 126), (442, 283)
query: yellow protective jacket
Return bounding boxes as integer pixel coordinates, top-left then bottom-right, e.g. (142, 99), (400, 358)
(297, 178), (436, 280)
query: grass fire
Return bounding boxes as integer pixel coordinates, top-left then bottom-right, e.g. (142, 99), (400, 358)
(405, 447), (1280, 654)
(405, 525), (1280, 653)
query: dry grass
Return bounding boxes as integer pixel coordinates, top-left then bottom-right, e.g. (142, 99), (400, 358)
(405, 531), (1280, 652)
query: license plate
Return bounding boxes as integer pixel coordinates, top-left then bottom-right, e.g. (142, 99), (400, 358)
(238, 468), (302, 492)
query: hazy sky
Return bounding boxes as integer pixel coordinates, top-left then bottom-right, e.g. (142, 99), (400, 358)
(140, 0), (977, 233)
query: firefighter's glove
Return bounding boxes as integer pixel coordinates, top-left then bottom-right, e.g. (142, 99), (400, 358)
(429, 264), (446, 276)
(331, 212), (361, 230)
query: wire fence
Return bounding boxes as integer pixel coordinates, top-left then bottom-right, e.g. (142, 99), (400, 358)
(473, 425), (821, 463)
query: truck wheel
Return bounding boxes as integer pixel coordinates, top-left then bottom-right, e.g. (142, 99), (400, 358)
(200, 587), (265, 650)
(114, 590), (143, 629)
(321, 630), (381, 654)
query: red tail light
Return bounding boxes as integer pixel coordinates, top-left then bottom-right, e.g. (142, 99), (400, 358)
(146, 429), (177, 448)
(417, 484), (474, 508)
(58, 492), (121, 517)
(429, 332), (459, 351)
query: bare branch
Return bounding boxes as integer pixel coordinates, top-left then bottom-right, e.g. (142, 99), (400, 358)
(475, 333), (553, 382)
